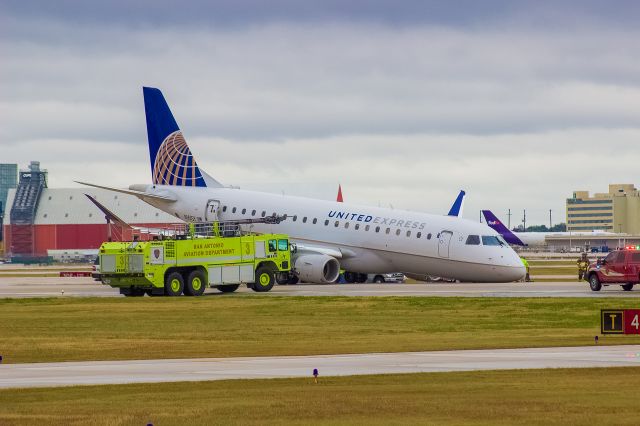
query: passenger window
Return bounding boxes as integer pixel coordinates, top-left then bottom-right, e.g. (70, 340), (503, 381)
(334, 221), (339, 227)
(355, 224), (360, 230)
(268, 240), (277, 252)
(261, 211), (266, 217)
(325, 220), (329, 226)
(396, 229), (401, 236)
(417, 232), (422, 238)
(345, 222), (349, 229)
(313, 218), (318, 224)
(406, 231), (411, 237)
(303, 217), (307, 223)
(604, 252), (616, 263)
(232, 207), (237, 213)
(466, 235), (481, 245)
(242, 208), (246, 214)
(614, 252), (626, 263)
(386, 228), (390, 234)
(481, 236), (502, 246)
(222, 206), (227, 212)
(375, 226), (380, 233)
(293, 215), (297, 222)
(365, 225), (370, 231)
(427, 233), (432, 240)
(278, 239), (288, 251)
(252, 209), (256, 216)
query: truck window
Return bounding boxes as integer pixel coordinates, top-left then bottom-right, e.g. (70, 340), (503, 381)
(466, 235), (480, 245)
(268, 240), (277, 252)
(631, 252), (640, 263)
(614, 251), (626, 263)
(278, 239), (288, 251)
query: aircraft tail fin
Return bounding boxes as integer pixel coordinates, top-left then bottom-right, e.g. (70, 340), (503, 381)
(481, 210), (526, 246)
(447, 190), (466, 217)
(142, 87), (222, 188)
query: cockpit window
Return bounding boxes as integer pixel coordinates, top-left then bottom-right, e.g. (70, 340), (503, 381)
(466, 235), (481, 245)
(482, 236), (503, 246)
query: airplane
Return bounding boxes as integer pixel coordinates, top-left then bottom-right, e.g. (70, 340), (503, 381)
(78, 87), (525, 283)
(482, 210), (619, 247)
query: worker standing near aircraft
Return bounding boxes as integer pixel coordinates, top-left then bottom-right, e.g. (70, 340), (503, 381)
(520, 257), (531, 282)
(577, 253), (590, 281)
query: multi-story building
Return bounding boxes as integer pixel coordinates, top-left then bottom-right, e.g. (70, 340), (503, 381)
(566, 184), (640, 233)
(0, 163), (18, 215)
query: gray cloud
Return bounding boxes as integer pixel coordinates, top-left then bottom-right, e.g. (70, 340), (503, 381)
(2, 2), (640, 226)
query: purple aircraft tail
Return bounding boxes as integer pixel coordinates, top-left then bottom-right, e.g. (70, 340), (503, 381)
(481, 210), (526, 246)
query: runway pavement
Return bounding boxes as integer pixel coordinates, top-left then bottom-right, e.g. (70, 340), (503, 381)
(1, 345), (639, 389)
(1, 277), (640, 298)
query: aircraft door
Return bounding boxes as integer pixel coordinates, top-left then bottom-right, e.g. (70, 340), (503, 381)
(438, 231), (453, 258)
(205, 200), (221, 222)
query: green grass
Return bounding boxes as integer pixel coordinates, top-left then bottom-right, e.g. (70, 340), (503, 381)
(1, 297), (639, 364)
(529, 266), (577, 275)
(1, 367), (639, 425)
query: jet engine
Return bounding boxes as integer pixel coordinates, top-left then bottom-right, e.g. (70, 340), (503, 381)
(293, 254), (341, 284)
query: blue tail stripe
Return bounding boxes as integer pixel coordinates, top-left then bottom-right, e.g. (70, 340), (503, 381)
(447, 190), (466, 217)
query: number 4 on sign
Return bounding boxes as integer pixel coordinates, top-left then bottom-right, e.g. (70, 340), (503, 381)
(633, 314), (639, 330)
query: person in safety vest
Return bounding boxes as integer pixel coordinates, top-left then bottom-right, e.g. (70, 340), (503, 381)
(577, 252), (590, 281)
(521, 257), (531, 282)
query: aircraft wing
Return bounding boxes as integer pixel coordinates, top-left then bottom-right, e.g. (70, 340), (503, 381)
(75, 181), (177, 202)
(293, 242), (356, 259)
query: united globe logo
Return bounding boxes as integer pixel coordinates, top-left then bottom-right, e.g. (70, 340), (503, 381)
(153, 131), (205, 186)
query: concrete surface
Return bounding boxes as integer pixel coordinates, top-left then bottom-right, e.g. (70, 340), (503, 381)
(1, 277), (640, 298)
(1, 345), (638, 389)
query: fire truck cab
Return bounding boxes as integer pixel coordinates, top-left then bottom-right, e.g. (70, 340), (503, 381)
(585, 247), (640, 292)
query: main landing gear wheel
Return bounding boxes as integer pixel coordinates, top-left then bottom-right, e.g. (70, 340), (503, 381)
(217, 284), (240, 293)
(622, 283), (634, 291)
(165, 272), (184, 296)
(185, 270), (206, 296)
(589, 275), (601, 292)
(253, 267), (275, 292)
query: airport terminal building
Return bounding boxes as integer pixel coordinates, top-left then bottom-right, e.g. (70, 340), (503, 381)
(566, 184), (640, 234)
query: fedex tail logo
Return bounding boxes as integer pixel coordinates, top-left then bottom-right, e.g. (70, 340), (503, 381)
(153, 131), (206, 187)
(488, 220), (500, 226)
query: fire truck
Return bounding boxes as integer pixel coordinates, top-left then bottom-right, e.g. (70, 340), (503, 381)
(99, 216), (293, 296)
(585, 246), (640, 292)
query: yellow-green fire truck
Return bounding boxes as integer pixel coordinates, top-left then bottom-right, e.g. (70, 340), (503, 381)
(99, 218), (292, 296)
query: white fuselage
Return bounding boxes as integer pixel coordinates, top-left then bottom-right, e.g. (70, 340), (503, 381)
(515, 231), (620, 246)
(140, 185), (525, 282)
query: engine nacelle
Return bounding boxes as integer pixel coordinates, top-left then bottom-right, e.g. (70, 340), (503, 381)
(294, 254), (341, 284)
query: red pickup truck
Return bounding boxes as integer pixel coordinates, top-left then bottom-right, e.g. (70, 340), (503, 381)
(585, 249), (640, 292)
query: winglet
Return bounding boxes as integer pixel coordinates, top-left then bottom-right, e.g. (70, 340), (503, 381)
(481, 210), (526, 246)
(447, 190), (466, 217)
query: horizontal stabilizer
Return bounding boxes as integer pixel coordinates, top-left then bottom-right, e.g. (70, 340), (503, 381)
(75, 181), (177, 202)
(84, 194), (132, 228)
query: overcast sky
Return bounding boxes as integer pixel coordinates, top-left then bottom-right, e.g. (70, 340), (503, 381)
(2, 1), (640, 226)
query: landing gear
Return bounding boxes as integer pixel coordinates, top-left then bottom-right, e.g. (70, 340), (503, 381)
(216, 284), (240, 293)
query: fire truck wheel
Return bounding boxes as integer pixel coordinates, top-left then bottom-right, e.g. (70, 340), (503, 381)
(165, 272), (184, 296)
(254, 267), (275, 292)
(589, 274), (601, 292)
(185, 270), (206, 296)
(217, 284), (240, 293)
(622, 283), (634, 291)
